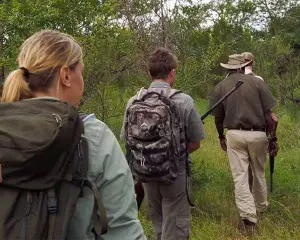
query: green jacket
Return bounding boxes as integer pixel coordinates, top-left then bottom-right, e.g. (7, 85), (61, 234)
(67, 114), (145, 240)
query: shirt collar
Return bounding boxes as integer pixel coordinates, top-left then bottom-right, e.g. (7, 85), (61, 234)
(23, 96), (59, 101)
(149, 80), (171, 89)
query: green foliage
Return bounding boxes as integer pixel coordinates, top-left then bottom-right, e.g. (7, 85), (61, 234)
(1, 0), (300, 100)
(1, 1), (300, 238)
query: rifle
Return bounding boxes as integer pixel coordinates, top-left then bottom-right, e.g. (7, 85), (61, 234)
(286, 96), (300, 104)
(134, 181), (144, 210)
(270, 156), (274, 192)
(127, 140), (145, 210)
(268, 113), (278, 192)
(201, 80), (244, 121)
(186, 158), (194, 207)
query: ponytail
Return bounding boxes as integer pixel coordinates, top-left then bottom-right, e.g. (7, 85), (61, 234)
(2, 30), (83, 103)
(1, 69), (32, 102)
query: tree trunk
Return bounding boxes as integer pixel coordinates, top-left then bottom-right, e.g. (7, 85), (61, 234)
(160, 0), (166, 47)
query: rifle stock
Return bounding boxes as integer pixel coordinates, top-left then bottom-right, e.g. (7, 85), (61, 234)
(134, 181), (144, 210)
(201, 80), (244, 121)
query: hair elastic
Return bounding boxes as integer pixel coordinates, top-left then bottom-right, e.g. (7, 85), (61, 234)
(19, 67), (30, 77)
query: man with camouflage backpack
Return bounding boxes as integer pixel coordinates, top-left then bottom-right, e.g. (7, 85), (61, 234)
(121, 48), (205, 240)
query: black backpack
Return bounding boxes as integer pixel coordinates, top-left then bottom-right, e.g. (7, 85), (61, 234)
(125, 88), (183, 184)
(0, 99), (107, 240)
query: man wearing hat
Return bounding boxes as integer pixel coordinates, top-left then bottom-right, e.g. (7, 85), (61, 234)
(210, 54), (276, 236)
(242, 52), (264, 81)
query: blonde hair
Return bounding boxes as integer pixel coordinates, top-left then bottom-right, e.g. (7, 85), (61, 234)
(1, 30), (82, 102)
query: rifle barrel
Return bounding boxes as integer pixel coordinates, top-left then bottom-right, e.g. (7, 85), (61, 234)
(270, 173), (273, 192)
(201, 80), (244, 121)
(286, 96), (300, 104)
(270, 156), (275, 192)
(135, 181), (145, 210)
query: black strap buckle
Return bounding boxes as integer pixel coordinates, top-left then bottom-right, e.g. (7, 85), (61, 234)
(47, 191), (58, 214)
(72, 175), (86, 187)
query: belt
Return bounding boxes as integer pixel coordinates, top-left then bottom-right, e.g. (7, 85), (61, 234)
(228, 127), (266, 132)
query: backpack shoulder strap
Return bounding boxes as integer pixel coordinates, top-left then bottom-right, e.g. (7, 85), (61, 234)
(53, 113), (108, 238)
(167, 89), (182, 98)
(80, 113), (96, 122)
(47, 189), (58, 240)
(136, 87), (147, 101)
(85, 180), (108, 236)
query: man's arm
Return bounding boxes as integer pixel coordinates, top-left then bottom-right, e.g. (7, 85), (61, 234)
(258, 81), (278, 156)
(215, 115), (227, 152)
(210, 85), (226, 151)
(120, 97), (134, 141)
(187, 142), (200, 154)
(257, 81), (277, 136)
(257, 80), (276, 116)
(93, 121), (145, 240)
(215, 116), (225, 139)
(185, 98), (205, 153)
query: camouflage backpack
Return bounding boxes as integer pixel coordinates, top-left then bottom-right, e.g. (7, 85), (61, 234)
(125, 88), (183, 184)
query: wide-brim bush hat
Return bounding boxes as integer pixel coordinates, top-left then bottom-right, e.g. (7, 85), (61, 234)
(220, 54), (253, 69)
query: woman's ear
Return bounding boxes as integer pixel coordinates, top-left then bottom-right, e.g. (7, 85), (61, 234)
(59, 66), (71, 87)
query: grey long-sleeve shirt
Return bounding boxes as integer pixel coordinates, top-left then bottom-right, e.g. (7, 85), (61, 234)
(67, 114), (145, 240)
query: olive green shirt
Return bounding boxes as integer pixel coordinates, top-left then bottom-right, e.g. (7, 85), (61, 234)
(211, 72), (276, 129)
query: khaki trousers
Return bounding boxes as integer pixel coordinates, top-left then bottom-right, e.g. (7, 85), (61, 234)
(143, 171), (190, 240)
(226, 130), (269, 223)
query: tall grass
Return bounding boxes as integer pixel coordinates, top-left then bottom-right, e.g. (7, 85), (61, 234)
(84, 97), (300, 240)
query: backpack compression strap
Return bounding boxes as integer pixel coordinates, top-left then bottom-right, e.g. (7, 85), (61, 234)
(85, 180), (108, 236)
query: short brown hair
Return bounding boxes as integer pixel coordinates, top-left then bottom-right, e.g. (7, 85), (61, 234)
(147, 48), (178, 79)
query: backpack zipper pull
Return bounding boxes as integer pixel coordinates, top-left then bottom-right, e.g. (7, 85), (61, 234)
(140, 150), (145, 167)
(141, 156), (145, 167)
(52, 113), (62, 126)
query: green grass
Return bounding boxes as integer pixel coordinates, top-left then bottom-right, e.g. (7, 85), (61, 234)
(86, 98), (300, 239)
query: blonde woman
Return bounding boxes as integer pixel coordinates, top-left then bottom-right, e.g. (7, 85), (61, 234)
(0, 30), (145, 240)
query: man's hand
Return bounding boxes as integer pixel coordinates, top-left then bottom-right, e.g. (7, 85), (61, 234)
(187, 142), (200, 154)
(219, 137), (227, 152)
(269, 137), (279, 157)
